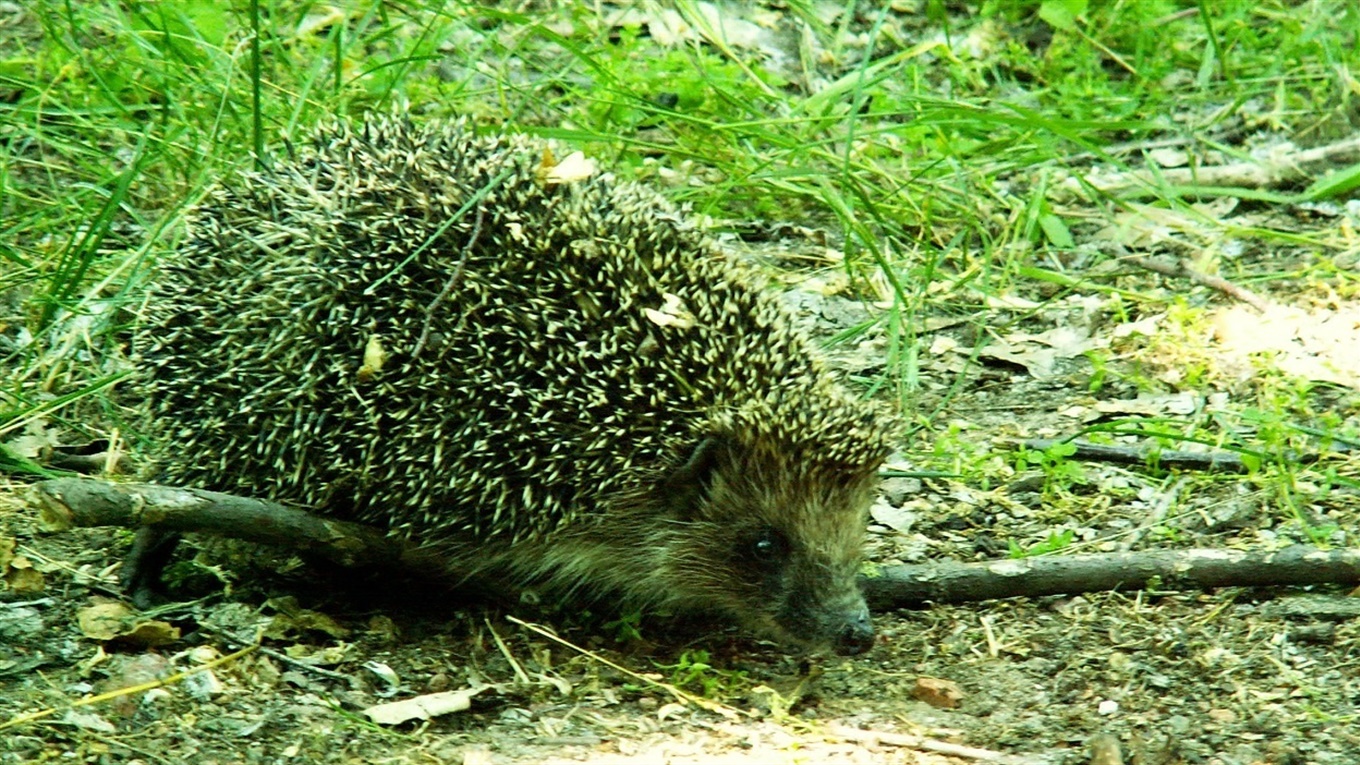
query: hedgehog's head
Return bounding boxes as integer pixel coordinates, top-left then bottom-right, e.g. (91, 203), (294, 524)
(644, 417), (889, 655)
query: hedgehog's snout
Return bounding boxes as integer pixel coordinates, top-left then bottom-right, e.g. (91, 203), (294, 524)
(767, 568), (876, 655)
(831, 604), (875, 655)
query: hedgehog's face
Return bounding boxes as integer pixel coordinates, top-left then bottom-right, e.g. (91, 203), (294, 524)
(655, 436), (882, 655)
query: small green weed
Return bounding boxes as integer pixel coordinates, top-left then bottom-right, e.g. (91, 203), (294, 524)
(1008, 528), (1077, 558)
(1016, 439), (1086, 492)
(655, 650), (749, 699)
(602, 611), (644, 644)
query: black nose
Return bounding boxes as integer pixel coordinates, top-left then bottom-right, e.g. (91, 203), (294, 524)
(832, 608), (875, 655)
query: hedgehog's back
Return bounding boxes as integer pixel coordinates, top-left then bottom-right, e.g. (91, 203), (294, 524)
(138, 115), (892, 553)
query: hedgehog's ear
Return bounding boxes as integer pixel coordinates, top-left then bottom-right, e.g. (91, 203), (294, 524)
(659, 435), (728, 518)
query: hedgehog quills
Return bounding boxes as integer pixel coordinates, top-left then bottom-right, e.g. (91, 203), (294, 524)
(135, 115), (896, 654)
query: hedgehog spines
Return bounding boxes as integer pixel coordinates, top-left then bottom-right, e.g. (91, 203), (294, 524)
(137, 114), (895, 653)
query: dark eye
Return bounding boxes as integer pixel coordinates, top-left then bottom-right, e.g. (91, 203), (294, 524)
(744, 527), (789, 567)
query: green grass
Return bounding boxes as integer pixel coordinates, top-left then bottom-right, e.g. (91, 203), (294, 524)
(2, 1), (1358, 532)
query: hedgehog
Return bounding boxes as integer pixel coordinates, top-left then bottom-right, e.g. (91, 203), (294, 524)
(131, 114), (895, 655)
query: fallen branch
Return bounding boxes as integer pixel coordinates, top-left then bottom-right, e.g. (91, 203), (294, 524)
(1069, 133), (1360, 196)
(827, 723), (1057, 764)
(1122, 254), (1270, 312)
(861, 546), (1360, 609)
(1017, 438), (1347, 472)
(29, 477), (439, 576)
(29, 478), (1360, 613)
(1020, 438), (1269, 472)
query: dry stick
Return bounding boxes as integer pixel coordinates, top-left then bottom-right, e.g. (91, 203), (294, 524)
(1079, 133), (1360, 194)
(1019, 438), (1350, 472)
(194, 623), (353, 682)
(1122, 253), (1271, 313)
(1018, 438), (1287, 472)
(861, 546), (1360, 610)
(29, 478), (442, 577)
(411, 205), (484, 359)
(827, 724), (1055, 765)
(29, 478), (1360, 613)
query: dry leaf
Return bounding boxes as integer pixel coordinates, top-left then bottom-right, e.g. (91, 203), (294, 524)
(78, 600), (137, 641)
(1094, 198), (1238, 248)
(643, 293), (695, 329)
(543, 151), (597, 185)
(868, 499), (917, 534)
(1211, 302), (1360, 388)
(1148, 148), (1189, 168)
(646, 3), (764, 49)
(283, 643), (350, 666)
(1092, 392), (1201, 418)
(77, 599), (180, 647)
(357, 334), (386, 382)
(61, 709), (116, 733)
(265, 596), (352, 639)
(296, 5), (347, 37)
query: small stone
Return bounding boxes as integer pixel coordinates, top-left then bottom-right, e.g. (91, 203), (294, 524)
(911, 677), (964, 709)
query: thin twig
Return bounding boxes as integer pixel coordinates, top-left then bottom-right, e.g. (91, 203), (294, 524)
(0, 643), (258, 732)
(828, 723), (1054, 764)
(485, 617), (532, 685)
(34, 479), (1360, 619)
(196, 624), (353, 682)
(1069, 133), (1360, 195)
(1019, 437), (1351, 471)
(1123, 254), (1271, 312)
(506, 615), (744, 719)
(412, 205), (484, 358)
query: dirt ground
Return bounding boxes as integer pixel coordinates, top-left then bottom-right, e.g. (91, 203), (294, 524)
(4, 273), (1359, 764)
(4, 3), (1360, 763)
